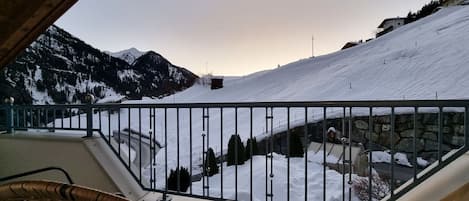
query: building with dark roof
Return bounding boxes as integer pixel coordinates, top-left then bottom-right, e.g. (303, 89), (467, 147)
(376, 17), (406, 37)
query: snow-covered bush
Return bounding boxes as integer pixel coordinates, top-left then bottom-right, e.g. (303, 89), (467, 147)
(288, 129), (304, 158)
(227, 134), (246, 166)
(352, 174), (390, 201)
(203, 148), (219, 176)
(245, 137), (259, 160)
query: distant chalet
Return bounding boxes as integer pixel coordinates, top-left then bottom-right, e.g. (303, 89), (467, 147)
(376, 17), (406, 37)
(198, 74), (224, 90)
(211, 77), (223, 90)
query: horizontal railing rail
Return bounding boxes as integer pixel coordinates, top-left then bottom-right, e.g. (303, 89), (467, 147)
(1, 100), (468, 201)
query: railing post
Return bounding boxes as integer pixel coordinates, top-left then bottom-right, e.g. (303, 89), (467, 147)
(465, 106), (469, 149)
(4, 97), (14, 134)
(85, 94), (94, 137)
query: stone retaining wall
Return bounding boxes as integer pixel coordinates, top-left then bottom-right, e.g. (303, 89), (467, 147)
(258, 112), (466, 165)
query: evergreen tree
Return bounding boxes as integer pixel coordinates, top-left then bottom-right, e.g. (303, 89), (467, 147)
(245, 137), (259, 160)
(288, 129), (304, 158)
(227, 134), (245, 166)
(167, 167), (191, 192)
(204, 148), (219, 176)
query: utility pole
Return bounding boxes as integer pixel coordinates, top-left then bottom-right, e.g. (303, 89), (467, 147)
(311, 34), (314, 58)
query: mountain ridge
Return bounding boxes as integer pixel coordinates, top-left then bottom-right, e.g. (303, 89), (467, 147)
(0, 25), (198, 104)
(104, 47), (146, 65)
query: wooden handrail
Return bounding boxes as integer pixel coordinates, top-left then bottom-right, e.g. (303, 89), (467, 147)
(0, 180), (129, 201)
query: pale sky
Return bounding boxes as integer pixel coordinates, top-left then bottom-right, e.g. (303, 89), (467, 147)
(56, 0), (431, 76)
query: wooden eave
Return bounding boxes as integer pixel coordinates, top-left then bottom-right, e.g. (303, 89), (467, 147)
(0, 0), (77, 68)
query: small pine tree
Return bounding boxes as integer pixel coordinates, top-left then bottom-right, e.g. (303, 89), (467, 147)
(204, 148), (219, 176)
(167, 167), (191, 192)
(245, 137), (259, 160)
(227, 134), (245, 166)
(288, 129), (304, 158)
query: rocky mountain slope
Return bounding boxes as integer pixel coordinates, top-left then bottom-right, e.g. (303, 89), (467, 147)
(0, 25), (198, 104)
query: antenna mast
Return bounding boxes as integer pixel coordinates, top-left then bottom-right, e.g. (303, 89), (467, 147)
(311, 34), (314, 57)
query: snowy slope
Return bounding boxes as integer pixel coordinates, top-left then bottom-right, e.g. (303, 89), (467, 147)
(105, 48), (146, 65)
(149, 6), (469, 103)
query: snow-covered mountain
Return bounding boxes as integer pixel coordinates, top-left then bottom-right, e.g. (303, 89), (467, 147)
(151, 6), (469, 103)
(104, 47), (146, 65)
(0, 25), (198, 104)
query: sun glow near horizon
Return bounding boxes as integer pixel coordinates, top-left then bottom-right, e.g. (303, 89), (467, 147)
(56, 0), (432, 76)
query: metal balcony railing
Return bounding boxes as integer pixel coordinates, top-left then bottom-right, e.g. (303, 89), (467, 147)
(1, 100), (468, 201)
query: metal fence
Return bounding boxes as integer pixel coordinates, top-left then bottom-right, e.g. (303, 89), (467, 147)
(2, 100), (469, 201)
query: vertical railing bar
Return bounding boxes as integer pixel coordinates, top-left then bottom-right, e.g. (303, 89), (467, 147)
(348, 107), (352, 201)
(265, 107), (268, 201)
(413, 107), (418, 181)
(202, 108), (206, 196)
(207, 108), (210, 196)
(12, 107), (14, 128)
(53, 108), (56, 129)
(18, 108), (21, 128)
(139, 107), (142, 185)
(438, 107), (443, 164)
(250, 107), (253, 201)
(220, 107), (223, 199)
(37, 108), (40, 128)
(30, 108), (33, 128)
(108, 109), (111, 143)
(287, 107), (291, 201)
(391, 107), (395, 198)
(341, 107), (350, 201)
(148, 108), (153, 189)
(99, 108), (102, 130)
(189, 108), (193, 194)
(465, 106), (469, 149)
(23, 108), (28, 128)
(152, 107), (157, 189)
(45, 108), (48, 128)
(15, 108), (18, 128)
(61, 109), (64, 129)
(304, 107), (308, 201)
(17, 108), (20, 128)
(69, 108), (72, 129)
(177, 108), (180, 193)
(12, 108), (16, 128)
(37, 108), (41, 128)
(164, 108), (168, 200)
(118, 107), (121, 155)
(32, 108), (34, 128)
(269, 107), (274, 201)
(41, 108), (43, 127)
(235, 107), (238, 201)
(78, 108), (81, 129)
(153, 108), (157, 190)
(128, 107), (131, 168)
(11, 107), (14, 128)
(11, 107), (14, 129)
(323, 107), (327, 201)
(368, 107), (373, 201)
